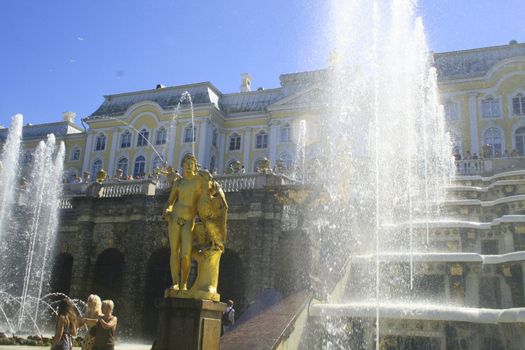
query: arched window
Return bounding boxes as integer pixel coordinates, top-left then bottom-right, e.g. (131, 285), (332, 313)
(91, 159), (103, 179)
(212, 129), (218, 147)
(515, 127), (525, 156)
(70, 147), (81, 161)
(512, 93), (525, 116)
(121, 130), (131, 148)
(152, 156), (163, 170)
(184, 126), (197, 143)
(117, 157), (129, 177)
(481, 96), (500, 118)
(137, 129), (150, 147)
(255, 131), (268, 149)
(155, 127), (167, 145)
(483, 128), (503, 157)
(95, 133), (106, 151)
(279, 124), (291, 143)
(278, 152), (294, 168)
(134, 156), (146, 177)
(229, 133), (241, 151)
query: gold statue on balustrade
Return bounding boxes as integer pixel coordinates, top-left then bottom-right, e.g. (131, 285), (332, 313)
(163, 154), (227, 301)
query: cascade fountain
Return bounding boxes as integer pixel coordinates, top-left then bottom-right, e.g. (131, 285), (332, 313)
(301, 0), (455, 348)
(0, 115), (66, 334)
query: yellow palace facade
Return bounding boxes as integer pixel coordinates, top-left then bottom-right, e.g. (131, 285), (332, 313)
(2, 42), (525, 180)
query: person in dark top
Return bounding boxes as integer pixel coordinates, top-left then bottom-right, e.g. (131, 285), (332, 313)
(51, 298), (78, 350)
(221, 300), (235, 336)
(91, 300), (118, 350)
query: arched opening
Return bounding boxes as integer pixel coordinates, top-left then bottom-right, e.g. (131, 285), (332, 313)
(218, 249), (243, 308)
(92, 249), (125, 312)
(142, 248), (171, 340)
(50, 253), (74, 296)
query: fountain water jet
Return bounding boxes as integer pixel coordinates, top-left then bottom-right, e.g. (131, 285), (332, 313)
(307, 0), (454, 348)
(0, 115), (66, 334)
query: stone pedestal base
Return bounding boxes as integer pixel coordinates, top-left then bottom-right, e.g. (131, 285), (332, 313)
(156, 297), (226, 350)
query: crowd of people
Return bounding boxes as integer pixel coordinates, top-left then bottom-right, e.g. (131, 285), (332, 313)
(454, 148), (523, 162)
(51, 295), (117, 350)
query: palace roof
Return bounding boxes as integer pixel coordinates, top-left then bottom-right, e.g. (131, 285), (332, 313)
(0, 121), (83, 142)
(434, 42), (525, 81)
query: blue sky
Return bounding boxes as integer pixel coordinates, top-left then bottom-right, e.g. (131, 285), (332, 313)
(0, 0), (523, 127)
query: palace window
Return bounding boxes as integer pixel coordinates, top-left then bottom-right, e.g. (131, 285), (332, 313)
(483, 127), (503, 157)
(255, 131), (268, 149)
(70, 148), (81, 161)
(137, 129), (150, 147)
(117, 157), (129, 177)
(133, 156), (146, 177)
(121, 130), (131, 148)
(91, 159), (103, 179)
(515, 127), (525, 156)
(512, 93), (525, 116)
(443, 100), (458, 120)
(95, 133), (106, 151)
(279, 124), (291, 143)
(481, 97), (501, 118)
(229, 133), (241, 151)
(22, 151), (33, 165)
(184, 126), (197, 143)
(155, 127), (167, 145)
(152, 156), (163, 170)
(278, 152), (294, 168)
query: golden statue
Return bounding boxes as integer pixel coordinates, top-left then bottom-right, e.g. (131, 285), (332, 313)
(96, 169), (107, 183)
(163, 154), (227, 301)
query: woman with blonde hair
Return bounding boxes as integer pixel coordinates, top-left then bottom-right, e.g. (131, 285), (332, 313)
(78, 294), (103, 350)
(51, 298), (77, 350)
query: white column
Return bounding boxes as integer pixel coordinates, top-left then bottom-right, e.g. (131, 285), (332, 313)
(107, 127), (120, 177)
(197, 119), (209, 167)
(167, 118), (178, 167)
(468, 93), (480, 154)
(268, 120), (279, 165)
(82, 131), (94, 174)
(217, 128), (225, 174)
(243, 127), (251, 171)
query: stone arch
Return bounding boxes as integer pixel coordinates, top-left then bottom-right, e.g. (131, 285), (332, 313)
(218, 249), (243, 306)
(142, 248), (171, 339)
(50, 253), (74, 296)
(92, 248), (125, 312)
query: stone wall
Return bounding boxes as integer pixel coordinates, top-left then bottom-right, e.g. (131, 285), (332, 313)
(53, 179), (309, 340)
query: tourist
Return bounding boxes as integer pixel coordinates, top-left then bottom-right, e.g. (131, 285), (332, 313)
(464, 150), (472, 160)
(512, 149), (519, 157)
(91, 300), (118, 350)
(503, 149), (510, 157)
(51, 298), (77, 350)
(78, 294), (103, 350)
(221, 300), (235, 336)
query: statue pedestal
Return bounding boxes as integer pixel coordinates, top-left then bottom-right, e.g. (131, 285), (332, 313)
(156, 297), (226, 350)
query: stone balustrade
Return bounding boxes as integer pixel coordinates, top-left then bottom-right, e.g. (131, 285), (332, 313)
(60, 173), (300, 206)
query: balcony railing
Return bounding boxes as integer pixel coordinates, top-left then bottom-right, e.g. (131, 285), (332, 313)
(60, 173), (300, 206)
